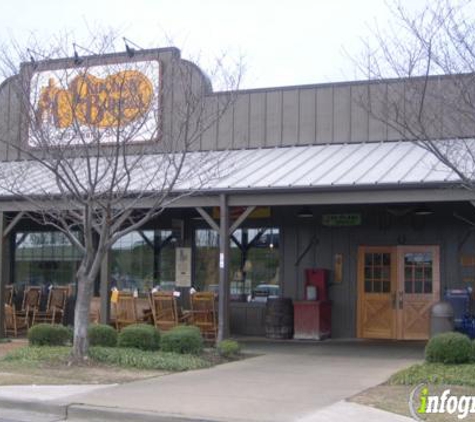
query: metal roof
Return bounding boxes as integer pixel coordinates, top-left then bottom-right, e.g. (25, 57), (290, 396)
(0, 140), (463, 199)
(200, 140), (458, 190)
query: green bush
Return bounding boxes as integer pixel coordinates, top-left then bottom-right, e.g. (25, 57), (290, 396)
(161, 326), (203, 355)
(217, 339), (241, 358)
(118, 324), (160, 351)
(88, 324), (117, 347)
(472, 340), (475, 362)
(28, 324), (72, 347)
(89, 347), (211, 371)
(425, 332), (472, 364)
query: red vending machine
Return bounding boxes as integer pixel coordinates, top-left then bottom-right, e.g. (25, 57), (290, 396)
(304, 268), (329, 301)
(294, 268), (332, 340)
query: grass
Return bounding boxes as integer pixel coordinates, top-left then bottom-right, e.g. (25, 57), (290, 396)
(0, 340), (242, 385)
(0, 344), (217, 384)
(88, 346), (212, 371)
(350, 362), (475, 421)
(388, 362), (475, 387)
(2, 345), (213, 371)
(350, 384), (475, 422)
(3, 346), (71, 364)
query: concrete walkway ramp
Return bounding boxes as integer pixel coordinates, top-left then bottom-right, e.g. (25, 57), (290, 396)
(60, 339), (423, 422)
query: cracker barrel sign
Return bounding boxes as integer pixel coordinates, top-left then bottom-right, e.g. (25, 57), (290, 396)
(29, 60), (159, 146)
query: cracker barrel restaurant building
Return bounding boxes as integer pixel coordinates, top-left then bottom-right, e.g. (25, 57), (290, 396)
(0, 46), (475, 341)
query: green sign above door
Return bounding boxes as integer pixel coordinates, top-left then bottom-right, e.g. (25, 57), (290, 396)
(322, 213), (362, 227)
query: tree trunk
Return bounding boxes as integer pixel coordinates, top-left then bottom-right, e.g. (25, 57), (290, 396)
(72, 271), (94, 360)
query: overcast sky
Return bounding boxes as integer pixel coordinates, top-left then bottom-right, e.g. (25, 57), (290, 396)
(0, 0), (431, 89)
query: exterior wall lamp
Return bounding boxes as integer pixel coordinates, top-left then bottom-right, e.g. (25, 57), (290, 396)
(297, 207), (313, 218)
(413, 204), (434, 216)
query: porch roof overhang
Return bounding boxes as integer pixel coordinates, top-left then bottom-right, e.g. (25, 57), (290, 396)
(0, 140), (472, 211)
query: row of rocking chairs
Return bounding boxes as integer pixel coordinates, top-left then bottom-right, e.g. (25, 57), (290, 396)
(113, 291), (218, 341)
(4, 286), (217, 341)
(4, 285), (69, 337)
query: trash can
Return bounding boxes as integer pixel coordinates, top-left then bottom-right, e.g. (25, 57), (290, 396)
(430, 301), (454, 337)
(444, 289), (471, 330)
(265, 298), (294, 339)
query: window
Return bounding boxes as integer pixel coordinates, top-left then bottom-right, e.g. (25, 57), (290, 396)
(111, 230), (176, 293)
(404, 252), (433, 294)
(194, 229), (219, 292)
(193, 227), (280, 300)
(15, 231), (82, 288)
(363, 252), (391, 294)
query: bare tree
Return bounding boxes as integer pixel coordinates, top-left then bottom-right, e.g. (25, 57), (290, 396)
(0, 35), (242, 360)
(355, 0), (475, 188)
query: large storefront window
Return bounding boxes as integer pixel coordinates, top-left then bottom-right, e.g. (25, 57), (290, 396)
(194, 229), (219, 292)
(194, 228), (280, 300)
(15, 232), (82, 289)
(111, 230), (176, 293)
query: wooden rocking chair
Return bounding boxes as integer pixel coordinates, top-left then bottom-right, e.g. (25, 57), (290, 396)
(113, 292), (138, 331)
(5, 285), (14, 306)
(4, 303), (28, 337)
(149, 291), (189, 331)
(190, 292), (218, 341)
(16, 286), (42, 327)
(33, 286), (69, 325)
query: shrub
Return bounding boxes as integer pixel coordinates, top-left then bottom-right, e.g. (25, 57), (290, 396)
(217, 339), (241, 358)
(88, 324), (117, 347)
(28, 324), (72, 347)
(160, 326), (203, 355)
(118, 324), (160, 351)
(472, 340), (475, 363)
(425, 332), (472, 364)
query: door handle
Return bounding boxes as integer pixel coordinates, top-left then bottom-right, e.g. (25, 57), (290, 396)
(391, 292), (397, 309)
(398, 291), (404, 310)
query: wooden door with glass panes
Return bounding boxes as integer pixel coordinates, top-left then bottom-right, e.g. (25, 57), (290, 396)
(357, 245), (440, 340)
(397, 246), (440, 340)
(357, 247), (397, 339)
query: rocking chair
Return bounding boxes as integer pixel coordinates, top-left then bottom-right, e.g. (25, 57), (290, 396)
(4, 303), (28, 337)
(113, 291), (138, 331)
(16, 286), (41, 327)
(190, 292), (218, 341)
(33, 286), (69, 325)
(149, 291), (189, 331)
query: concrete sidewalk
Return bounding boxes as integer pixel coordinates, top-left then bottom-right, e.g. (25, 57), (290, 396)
(0, 340), (421, 421)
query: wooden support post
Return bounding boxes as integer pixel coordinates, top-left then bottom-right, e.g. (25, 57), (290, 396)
(217, 194), (230, 342)
(0, 213), (12, 338)
(153, 231), (160, 282)
(100, 250), (111, 325)
(196, 207), (220, 232)
(229, 206), (256, 235)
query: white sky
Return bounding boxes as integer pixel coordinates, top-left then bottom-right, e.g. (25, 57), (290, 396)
(0, 0), (431, 89)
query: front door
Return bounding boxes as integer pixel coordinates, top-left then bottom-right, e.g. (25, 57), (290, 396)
(357, 245), (440, 340)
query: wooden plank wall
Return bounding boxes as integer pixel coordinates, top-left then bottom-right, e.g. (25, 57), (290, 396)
(1, 57), (473, 157)
(275, 204), (471, 338)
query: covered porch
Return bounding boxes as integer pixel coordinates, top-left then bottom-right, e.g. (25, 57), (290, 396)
(0, 141), (474, 340)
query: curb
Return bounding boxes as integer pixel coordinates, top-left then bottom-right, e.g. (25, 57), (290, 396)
(67, 404), (218, 422)
(0, 397), (219, 422)
(0, 397), (67, 417)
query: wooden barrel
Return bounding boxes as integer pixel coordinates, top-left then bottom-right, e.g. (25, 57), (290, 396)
(265, 298), (294, 339)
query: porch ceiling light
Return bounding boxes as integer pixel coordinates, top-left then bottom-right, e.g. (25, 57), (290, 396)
(413, 204), (434, 216)
(297, 207), (313, 218)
